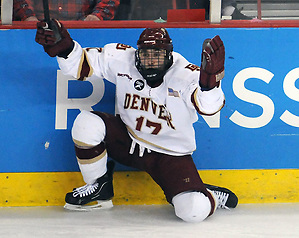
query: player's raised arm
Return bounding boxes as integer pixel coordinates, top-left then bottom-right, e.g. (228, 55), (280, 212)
(35, 19), (89, 79)
(190, 35), (225, 116)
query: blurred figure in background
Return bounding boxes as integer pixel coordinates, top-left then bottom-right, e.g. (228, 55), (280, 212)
(128, 0), (251, 20)
(190, 0), (252, 20)
(11, 0), (251, 22)
(221, 0), (252, 19)
(13, 0), (37, 21)
(12, 0), (120, 21)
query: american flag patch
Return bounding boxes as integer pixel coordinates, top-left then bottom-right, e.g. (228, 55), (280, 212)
(168, 88), (179, 97)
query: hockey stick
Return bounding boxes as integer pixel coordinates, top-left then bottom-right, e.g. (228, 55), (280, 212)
(42, 0), (62, 42)
(42, 0), (51, 24)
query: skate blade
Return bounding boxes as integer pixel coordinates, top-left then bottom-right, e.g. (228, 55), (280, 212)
(64, 200), (113, 211)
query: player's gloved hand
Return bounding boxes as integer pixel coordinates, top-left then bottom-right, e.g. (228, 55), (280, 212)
(35, 19), (74, 59)
(199, 35), (225, 91)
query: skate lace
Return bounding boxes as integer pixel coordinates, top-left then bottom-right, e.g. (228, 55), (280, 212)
(73, 183), (99, 198)
(214, 191), (229, 209)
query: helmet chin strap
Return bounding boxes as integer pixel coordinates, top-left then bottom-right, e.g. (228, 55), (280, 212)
(140, 68), (164, 88)
(146, 77), (163, 88)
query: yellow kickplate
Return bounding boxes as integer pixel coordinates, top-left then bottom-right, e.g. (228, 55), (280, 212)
(1, 169), (298, 206)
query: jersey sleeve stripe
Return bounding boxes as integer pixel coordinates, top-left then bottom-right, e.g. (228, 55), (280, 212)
(77, 50), (93, 81)
(191, 88), (225, 115)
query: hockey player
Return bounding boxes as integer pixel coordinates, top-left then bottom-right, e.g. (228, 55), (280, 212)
(35, 20), (238, 222)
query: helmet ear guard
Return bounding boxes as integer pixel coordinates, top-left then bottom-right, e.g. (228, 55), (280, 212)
(135, 28), (174, 87)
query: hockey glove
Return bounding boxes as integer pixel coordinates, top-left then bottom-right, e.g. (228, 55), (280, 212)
(35, 19), (74, 58)
(199, 35), (225, 91)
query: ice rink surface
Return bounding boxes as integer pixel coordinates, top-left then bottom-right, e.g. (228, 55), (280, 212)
(1, 203), (298, 238)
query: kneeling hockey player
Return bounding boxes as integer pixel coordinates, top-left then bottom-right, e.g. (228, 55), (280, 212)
(35, 20), (238, 222)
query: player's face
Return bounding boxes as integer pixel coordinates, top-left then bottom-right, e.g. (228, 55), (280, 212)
(139, 49), (167, 70)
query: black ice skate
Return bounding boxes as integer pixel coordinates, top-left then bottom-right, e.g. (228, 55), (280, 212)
(205, 183), (238, 209)
(64, 160), (115, 211)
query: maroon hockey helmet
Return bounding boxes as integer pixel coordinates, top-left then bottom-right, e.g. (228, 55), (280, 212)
(137, 28), (173, 51)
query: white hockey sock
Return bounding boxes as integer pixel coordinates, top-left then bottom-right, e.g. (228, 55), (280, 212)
(78, 153), (108, 184)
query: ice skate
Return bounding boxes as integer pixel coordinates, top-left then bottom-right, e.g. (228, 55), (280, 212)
(64, 161), (115, 211)
(205, 183), (238, 209)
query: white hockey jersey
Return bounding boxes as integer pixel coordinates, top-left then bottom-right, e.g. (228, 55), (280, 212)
(58, 41), (225, 156)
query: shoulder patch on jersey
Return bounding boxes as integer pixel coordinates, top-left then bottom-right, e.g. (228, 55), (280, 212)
(185, 63), (200, 71)
(134, 79), (145, 91)
(168, 88), (180, 97)
(116, 43), (132, 50)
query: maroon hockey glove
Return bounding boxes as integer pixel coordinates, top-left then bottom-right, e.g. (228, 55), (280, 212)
(199, 35), (225, 90)
(35, 19), (74, 58)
